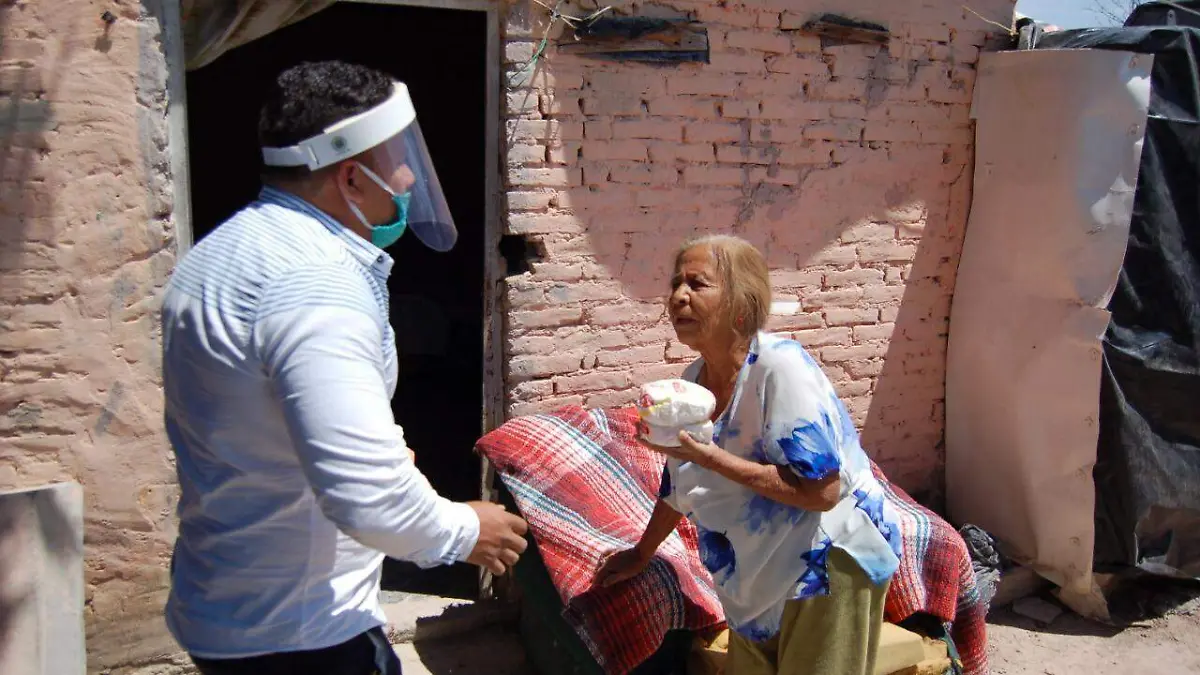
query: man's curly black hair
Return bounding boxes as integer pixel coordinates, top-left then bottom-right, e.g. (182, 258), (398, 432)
(258, 60), (393, 178)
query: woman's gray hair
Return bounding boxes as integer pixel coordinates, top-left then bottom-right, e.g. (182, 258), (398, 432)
(674, 234), (772, 339)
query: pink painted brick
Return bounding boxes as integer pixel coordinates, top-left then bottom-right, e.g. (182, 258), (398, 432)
(555, 370), (632, 394)
(596, 345), (663, 367)
(507, 167), (580, 188)
(771, 270), (823, 288)
(759, 98), (830, 121)
(545, 282), (624, 304)
(684, 166), (745, 187)
(587, 71), (667, 96)
(509, 396), (585, 418)
(511, 379), (555, 399)
(529, 262), (586, 281)
(507, 144), (547, 165)
(812, 78), (869, 101)
(684, 121), (746, 144)
(609, 164), (678, 186)
(765, 55), (830, 76)
(841, 222), (895, 243)
(666, 75), (739, 97)
(863, 121), (922, 143)
(582, 140), (648, 162)
(831, 103), (868, 119)
(585, 120), (613, 140)
(582, 95), (645, 116)
(795, 327), (853, 347)
(885, 267), (905, 284)
(507, 192), (555, 211)
(541, 94), (582, 117)
(825, 308), (880, 327)
(547, 142), (582, 165)
(803, 122), (864, 142)
(633, 362), (690, 383)
(758, 12), (781, 29)
(716, 145), (775, 165)
(858, 242), (917, 264)
(853, 323), (896, 342)
(508, 334), (556, 354)
(921, 125), (972, 144)
(907, 23), (951, 43)
(720, 100), (760, 119)
(556, 328), (633, 352)
(510, 307), (584, 329)
(648, 142), (716, 164)
(585, 389), (638, 409)
(751, 121), (809, 143)
(807, 245), (859, 267)
(881, 306), (901, 322)
(647, 97), (718, 118)
(509, 352), (585, 379)
(507, 119), (584, 142)
(612, 119), (684, 142)
(766, 312), (824, 331)
(590, 303), (664, 325)
(725, 30), (792, 54)
(821, 344), (886, 362)
(803, 288), (864, 309)
(863, 286), (906, 304)
(826, 268), (885, 287)
(887, 102), (951, 123)
(695, 5), (762, 28)
(710, 52), (766, 73)
(820, 363), (851, 383)
(508, 213), (584, 235)
(505, 41), (537, 64)
(506, 91), (542, 116)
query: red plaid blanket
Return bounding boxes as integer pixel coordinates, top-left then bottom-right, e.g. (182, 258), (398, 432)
(476, 406), (725, 675)
(477, 406), (987, 675)
(872, 463), (988, 675)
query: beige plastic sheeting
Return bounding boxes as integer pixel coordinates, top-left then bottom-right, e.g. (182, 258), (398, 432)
(182, 0), (336, 70)
(946, 49), (1153, 620)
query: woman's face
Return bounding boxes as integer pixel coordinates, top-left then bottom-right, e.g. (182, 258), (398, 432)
(669, 245), (726, 351)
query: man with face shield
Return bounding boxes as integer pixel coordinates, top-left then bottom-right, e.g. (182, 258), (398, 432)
(159, 61), (528, 675)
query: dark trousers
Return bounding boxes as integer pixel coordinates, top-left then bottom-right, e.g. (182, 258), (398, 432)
(191, 627), (402, 675)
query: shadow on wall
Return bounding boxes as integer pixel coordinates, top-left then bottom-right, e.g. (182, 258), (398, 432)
(0, 3), (82, 669)
(509, 37), (975, 497)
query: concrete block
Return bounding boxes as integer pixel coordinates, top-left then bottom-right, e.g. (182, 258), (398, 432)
(0, 482), (85, 675)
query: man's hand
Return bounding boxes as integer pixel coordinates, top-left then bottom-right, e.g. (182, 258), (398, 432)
(465, 501), (529, 576)
(594, 547), (652, 587)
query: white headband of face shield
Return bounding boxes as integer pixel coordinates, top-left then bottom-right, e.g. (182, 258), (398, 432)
(261, 82), (416, 171)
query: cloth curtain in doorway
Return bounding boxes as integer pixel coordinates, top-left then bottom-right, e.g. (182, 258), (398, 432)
(181, 0), (336, 70)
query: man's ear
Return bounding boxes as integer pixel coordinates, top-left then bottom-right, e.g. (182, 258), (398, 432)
(335, 161), (363, 199)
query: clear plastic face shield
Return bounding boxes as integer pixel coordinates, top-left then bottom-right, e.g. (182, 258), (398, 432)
(260, 82), (457, 251)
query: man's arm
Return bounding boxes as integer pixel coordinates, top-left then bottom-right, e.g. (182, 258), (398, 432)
(253, 265), (478, 568)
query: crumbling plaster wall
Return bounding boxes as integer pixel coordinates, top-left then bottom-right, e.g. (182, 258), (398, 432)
(0, 1), (189, 672)
(500, 0), (1016, 494)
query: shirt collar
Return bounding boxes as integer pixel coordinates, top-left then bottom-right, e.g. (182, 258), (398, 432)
(258, 185), (394, 276)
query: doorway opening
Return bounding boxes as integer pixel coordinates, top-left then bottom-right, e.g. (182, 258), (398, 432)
(184, 2), (492, 600)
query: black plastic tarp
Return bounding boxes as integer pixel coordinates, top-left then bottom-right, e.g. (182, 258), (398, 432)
(1035, 26), (1200, 576)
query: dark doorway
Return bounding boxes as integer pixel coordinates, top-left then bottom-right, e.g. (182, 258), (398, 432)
(184, 3), (489, 600)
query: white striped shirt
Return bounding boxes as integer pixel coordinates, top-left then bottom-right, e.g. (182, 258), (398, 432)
(161, 186), (479, 659)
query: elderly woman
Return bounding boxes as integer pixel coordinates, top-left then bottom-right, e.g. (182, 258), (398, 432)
(596, 235), (902, 675)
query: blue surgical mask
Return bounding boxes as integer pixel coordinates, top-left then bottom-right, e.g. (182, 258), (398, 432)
(345, 163), (412, 249)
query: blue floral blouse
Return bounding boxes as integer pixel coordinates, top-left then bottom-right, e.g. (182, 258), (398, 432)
(659, 332), (902, 642)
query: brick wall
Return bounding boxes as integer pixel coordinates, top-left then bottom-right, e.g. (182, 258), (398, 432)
(0, 1), (186, 672)
(501, 0), (1015, 494)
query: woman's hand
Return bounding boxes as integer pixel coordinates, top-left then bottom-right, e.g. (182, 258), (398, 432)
(642, 431), (720, 467)
(594, 547), (652, 588)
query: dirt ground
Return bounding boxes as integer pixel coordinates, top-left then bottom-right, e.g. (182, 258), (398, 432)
(987, 578), (1200, 675)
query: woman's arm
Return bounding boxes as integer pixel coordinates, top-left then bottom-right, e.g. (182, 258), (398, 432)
(663, 434), (841, 512)
(634, 498), (685, 558)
